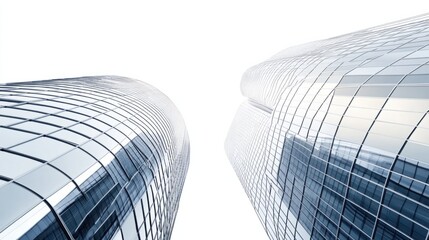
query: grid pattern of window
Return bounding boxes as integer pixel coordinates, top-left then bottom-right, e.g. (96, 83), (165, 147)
(226, 14), (429, 240)
(0, 76), (190, 240)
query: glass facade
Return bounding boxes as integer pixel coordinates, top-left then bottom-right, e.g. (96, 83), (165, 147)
(226, 14), (429, 240)
(0, 76), (190, 240)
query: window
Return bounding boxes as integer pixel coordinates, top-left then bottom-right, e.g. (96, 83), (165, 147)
(50, 149), (97, 179)
(0, 183), (42, 231)
(11, 137), (74, 161)
(0, 151), (41, 179)
(0, 127), (37, 149)
(16, 164), (70, 198)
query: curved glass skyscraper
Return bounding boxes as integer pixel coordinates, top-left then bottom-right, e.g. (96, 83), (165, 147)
(0, 76), (190, 240)
(226, 14), (429, 240)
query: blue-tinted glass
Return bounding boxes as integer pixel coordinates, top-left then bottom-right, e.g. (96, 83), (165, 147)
(19, 212), (68, 240)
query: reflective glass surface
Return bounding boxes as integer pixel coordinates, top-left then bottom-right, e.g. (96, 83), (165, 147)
(0, 76), (190, 240)
(226, 14), (429, 240)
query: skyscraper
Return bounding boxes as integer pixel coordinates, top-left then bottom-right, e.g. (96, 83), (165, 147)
(0, 76), (190, 240)
(226, 14), (429, 239)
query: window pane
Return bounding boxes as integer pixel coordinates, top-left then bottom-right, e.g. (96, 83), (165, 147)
(0, 116), (23, 126)
(401, 141), (429, 164)
(402, 74), (429, 84)
(0, 183), (41, 232)
(19, 104), (59, 114)
(38, 115), (75, 127)
(17, 165), (70, 198)
(366, 75), (402, 84)
(58, 110), (89, 121)
(11, 137), (74, 161)
(406, 50), (429, 58)
(13, 121), (58, 135)
(384, 98), (429, 112)
(336, 127), (367, 145)
(70, 124), (101, 138)
(377, 65), (417, 75)
(121, 212), (138, 240)
(364, 133), (403, 154)
(50, 149), (97, 179)
(80, 141), (109, 159)
(49, 129), (89, 145)
(409, 127), (429, 145)
(370, 121), (413, 139)
(0, 127), (37, 148)
(357, 86), (393, 98)
(411, 65), (429, 74)
(0, 108), (45, 119)
(347, 67), (383, 75)
(0, 151), (41, 179)
(392, 86), (429, 99)
(377, 110), (422, 126)
(135, 201), (144, 228)
(85, 119), (111, 132)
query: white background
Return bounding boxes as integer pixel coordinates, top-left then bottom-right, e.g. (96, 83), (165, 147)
(0, 1), (428, 239)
